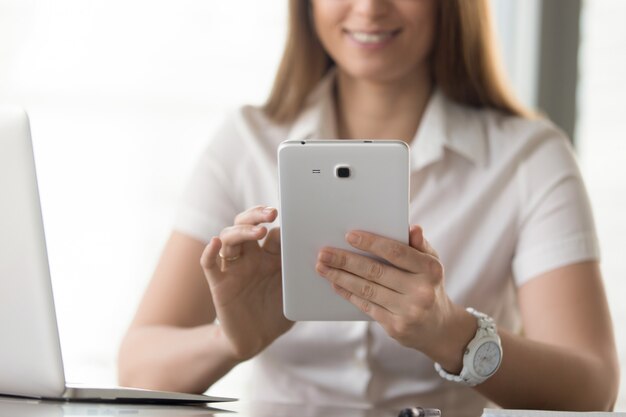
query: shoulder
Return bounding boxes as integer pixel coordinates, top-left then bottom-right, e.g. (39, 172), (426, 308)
(489, 111), (568, 151)
(468, 107), (588, 221)
(205, 71), (336, 162)
(205, 105), (288, 157)
(447, 97), (575, 171)
(195, 105), (294, 177)
(490, 113), (580, 184)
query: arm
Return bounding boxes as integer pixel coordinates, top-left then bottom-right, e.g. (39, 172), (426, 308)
(118, 206), (292, 393)
(317, 227), (619, 411)
(117, 231), (239, 393)
(475, 261), (620, 410)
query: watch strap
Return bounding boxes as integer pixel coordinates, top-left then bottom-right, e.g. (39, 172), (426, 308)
(433, 308), (501, 387)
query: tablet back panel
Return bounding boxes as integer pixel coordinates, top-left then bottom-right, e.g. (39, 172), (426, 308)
(278, 140), (409, 321)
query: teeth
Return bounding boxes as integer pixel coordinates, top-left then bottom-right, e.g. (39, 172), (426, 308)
(349, 31), (393, 44)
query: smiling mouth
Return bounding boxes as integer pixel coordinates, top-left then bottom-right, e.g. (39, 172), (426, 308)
(344, 29), (401, 44)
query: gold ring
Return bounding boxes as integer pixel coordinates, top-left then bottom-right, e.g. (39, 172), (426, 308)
(218, 252), (241, 262)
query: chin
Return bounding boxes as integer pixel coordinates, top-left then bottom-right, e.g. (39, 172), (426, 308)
(341, 64), (413, 84)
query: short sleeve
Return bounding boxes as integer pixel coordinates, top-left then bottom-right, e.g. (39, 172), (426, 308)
(172, 119), (242, 243)
(512, 126), (600, 286)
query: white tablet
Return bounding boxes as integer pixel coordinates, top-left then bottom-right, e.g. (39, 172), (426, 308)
(278, 139), (410, 321)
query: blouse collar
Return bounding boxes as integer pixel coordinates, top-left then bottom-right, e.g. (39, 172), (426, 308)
(285, 69), (488, 171)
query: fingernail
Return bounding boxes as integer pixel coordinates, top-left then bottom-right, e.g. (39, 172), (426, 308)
(317, 263), (330, 275)
(263, 207), (275, 214)
(252, 225), (263, 232)
(318, 251), (334, 263)
(346, 232), (361, 245)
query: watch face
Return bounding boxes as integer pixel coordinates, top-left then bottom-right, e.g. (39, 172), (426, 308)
(473, 341), (501, 377)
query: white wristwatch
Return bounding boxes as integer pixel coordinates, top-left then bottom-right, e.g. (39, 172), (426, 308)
(434, 307), (503, 387)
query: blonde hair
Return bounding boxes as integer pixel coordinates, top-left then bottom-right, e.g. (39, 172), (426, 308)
(263, 0), (531, 123)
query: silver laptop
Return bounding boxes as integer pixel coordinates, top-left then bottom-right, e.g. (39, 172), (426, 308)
(0, 106), (234, 404)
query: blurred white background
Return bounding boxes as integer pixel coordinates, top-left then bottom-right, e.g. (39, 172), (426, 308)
(0, 0), (624, 410)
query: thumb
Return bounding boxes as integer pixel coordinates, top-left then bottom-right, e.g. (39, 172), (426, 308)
(410, 225), (438, 258)
(263, 227), (282, 255)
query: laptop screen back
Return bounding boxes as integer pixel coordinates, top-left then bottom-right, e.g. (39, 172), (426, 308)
(0, 106), (66, 398)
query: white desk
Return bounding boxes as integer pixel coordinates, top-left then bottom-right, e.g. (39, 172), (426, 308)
(0, 397), (398, 417)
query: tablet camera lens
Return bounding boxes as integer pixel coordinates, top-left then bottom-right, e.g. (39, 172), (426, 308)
(337, 166), (350, 178)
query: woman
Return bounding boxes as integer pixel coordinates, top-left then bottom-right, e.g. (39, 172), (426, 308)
(118, 0), (619, 414)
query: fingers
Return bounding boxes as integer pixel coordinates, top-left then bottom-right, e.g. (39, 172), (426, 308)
(219, 206), (277, 259)
(234, 206), (277, 226)
(317, 261), (402, 314)
(410, 225), (438, 258)
(219, 224), (267, 259)
(345, 230), (440, 275)
(262, 227), (281, 255)
(317, 248), (408, 293)
(201, 236), (243, 274)
(201, 237), (222, 271)
(330, 283), (393, 326)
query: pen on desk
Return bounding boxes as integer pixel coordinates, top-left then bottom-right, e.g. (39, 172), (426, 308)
(398, 407), (441, 417)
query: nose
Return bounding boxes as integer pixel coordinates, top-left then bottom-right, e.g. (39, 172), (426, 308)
(351, 0), (391, 19)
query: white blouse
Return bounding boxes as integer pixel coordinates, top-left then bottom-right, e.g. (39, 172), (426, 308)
(174, 72), (600, 416)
